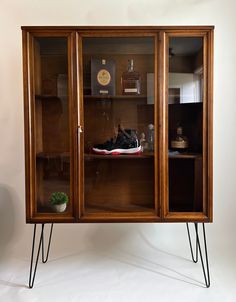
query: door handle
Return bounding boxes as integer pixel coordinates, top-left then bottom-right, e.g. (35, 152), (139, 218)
(78, 125), (83, 133)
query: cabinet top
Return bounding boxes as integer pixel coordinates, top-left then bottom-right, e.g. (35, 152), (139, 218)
(21, 25), (214, 31)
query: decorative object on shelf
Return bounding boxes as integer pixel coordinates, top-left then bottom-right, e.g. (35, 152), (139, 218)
(92, 125), (141, 155)
(57, 74), (68, 99)
(49, 192), (69, 213)
(140, 132), (148, 152)
(147, 73), (154, 104)
(147, 124), (154, 151)
(91, 58), (116, 95)
(121, 59), (141, 95)
(171, 126), (189, 151)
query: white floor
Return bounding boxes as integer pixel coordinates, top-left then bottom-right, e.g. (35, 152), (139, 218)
(0, 225), (235, 302)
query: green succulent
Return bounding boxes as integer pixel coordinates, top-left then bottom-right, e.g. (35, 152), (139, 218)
(49, 192), (69, 205)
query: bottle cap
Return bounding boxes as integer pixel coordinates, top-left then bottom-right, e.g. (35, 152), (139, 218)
(148, 124), (154, 130)
(140, 132), (145, 139)
(177, 126), (183, 135)
(128, 59), (134, 71)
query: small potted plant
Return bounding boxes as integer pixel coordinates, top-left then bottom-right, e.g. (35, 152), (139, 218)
(49, 192), (69, 213)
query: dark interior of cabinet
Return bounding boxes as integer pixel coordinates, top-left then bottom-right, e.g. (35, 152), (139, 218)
(169, 103), (203, 153)
(168, 103), (203, 212)
(85, 158), (154, 213)
(82, 37), (156, 214)
(33, 37), (71, 213)
(169, 157), (203, 212)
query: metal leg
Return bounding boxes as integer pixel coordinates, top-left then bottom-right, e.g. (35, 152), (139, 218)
(42, 224), (54, 263)
(29, 223), (54, 288)
(186, 223), (198, 263)
(186, 223), (210, 288)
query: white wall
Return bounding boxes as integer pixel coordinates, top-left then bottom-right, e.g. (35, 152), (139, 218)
(169, 73), (201, 103)
(0, 0), (235, 284)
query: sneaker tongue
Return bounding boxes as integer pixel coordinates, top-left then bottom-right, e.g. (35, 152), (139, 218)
(115, 131), (124, 144)
(124, 129), (132, 136)
(118, 128), (132, 139)
(116, 125), (137, 142)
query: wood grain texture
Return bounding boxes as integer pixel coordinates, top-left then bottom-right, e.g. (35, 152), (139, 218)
(21, 26), (214, 31)
(207, 29), (214, 222)
(22, 26), (214, 223)
(77, 33), (85, 219)
(22, 30), (31, 223)
(23, 30), (77, 223)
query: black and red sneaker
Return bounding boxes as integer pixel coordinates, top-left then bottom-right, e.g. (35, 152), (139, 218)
(92, 125), (141, 155)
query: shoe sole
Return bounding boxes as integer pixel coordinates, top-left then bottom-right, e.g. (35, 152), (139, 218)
(92, 145), (142, 155)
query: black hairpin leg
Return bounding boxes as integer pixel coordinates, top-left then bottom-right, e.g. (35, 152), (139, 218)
(29, 223), (54, 288)
(186, 223), (210, 288)
(42, 224), (54, 263)
(186, 223), (198, 263)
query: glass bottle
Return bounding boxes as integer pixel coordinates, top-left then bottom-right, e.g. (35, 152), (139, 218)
(140, 132), (148, 152)
(147, 124), (154, 151)
(121, 59), (141, 95)
(171, 126), (189, 151)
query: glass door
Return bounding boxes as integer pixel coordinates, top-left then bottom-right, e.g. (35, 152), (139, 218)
(28, 33), (76, 220)
(165, 34), (207, 218)
(80, 35), (159, 219)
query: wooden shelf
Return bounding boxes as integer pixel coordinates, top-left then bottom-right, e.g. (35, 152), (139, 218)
(85, 203), (154, 213)
(36, 152), (202, 160)
(84, 152), (154, 160)
(84, 94), (147, 100)
(35, 95), (60, 100)
(168, 152), (202, 159)
(168, 102), (203, 106)
(36, 151), (201, 160)
(36, 152), (70, 159)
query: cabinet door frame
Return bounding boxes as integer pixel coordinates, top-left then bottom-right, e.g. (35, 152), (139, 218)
(77, 31), (161, 222)
(22, 30), (78, 223)
(159, 29), (214, 222)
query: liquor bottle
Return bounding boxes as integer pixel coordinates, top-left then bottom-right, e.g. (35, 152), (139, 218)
(91, 58), (116, 95)
(147, 124), (154, 151)
(171, 126), (189, 151)
(121, 59), (141, 95)
(140, 132), (148, 152)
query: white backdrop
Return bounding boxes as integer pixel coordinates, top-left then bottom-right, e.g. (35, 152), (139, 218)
(0, 0), (236, 301)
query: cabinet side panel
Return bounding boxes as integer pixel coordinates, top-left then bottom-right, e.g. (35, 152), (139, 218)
(207, 29), (214, 222)
(22, 30), (32, 222)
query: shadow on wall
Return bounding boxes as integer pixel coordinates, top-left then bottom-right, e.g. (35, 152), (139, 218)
(0, 184), (17, 260)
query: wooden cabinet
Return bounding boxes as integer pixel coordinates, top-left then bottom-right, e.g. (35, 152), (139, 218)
(22, 26), (214, 223)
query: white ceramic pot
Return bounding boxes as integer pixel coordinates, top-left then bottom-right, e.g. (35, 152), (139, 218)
(53, 203), (67, 213)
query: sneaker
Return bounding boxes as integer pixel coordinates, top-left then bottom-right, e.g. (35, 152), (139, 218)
(92, 125), (141, 155)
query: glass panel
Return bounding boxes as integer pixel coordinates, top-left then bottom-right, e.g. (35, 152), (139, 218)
(168, 37), (203, 212)
(82, 37), (156, 214)
(33, 37), (71, 213)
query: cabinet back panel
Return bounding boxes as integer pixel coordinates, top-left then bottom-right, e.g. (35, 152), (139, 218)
(85, 158), (154, 213)
(169, 158), (203, 212)
(169, 103), (203, 153)
(83, 54), (154, 95)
